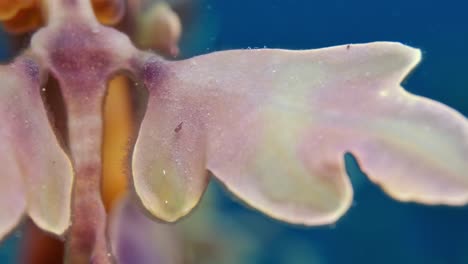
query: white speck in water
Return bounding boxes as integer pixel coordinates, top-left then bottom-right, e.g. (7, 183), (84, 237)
(41, 87), (46, 92)
(162, 169), (166, 175)
(272, 69), (277, 73)
(14, 230), (22, 238)
(164, 200), (168, 204)
(107, 253), (111, 257)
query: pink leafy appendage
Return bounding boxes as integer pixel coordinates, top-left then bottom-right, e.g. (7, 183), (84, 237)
(132, 43), (467, 225)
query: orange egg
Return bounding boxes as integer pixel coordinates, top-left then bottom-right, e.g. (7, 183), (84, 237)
(0, 0), (35, 20)
(2, 6), (43, 34)
(92, 0), (126, 26)
(0, 0), (125, 34)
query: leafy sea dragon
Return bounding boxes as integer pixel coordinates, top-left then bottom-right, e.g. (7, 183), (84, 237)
(0, 0), (466, 263)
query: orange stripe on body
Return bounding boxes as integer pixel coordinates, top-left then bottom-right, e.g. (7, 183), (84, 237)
(102, 75), (132, 211)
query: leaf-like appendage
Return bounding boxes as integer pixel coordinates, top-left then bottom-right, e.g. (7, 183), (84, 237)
(0, 58), (73, 235)
(0, 61), (26, 238)
(132, 68), (211, 221)
(134, 42), (468, 225)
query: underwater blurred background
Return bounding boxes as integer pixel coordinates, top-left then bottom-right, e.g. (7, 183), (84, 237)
(0, 0), (467, 263)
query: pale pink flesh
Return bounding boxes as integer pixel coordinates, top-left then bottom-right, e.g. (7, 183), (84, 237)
(0, 58), (73, 238)
(133, 42), (468, 225)
(0, 62), (27, 240)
